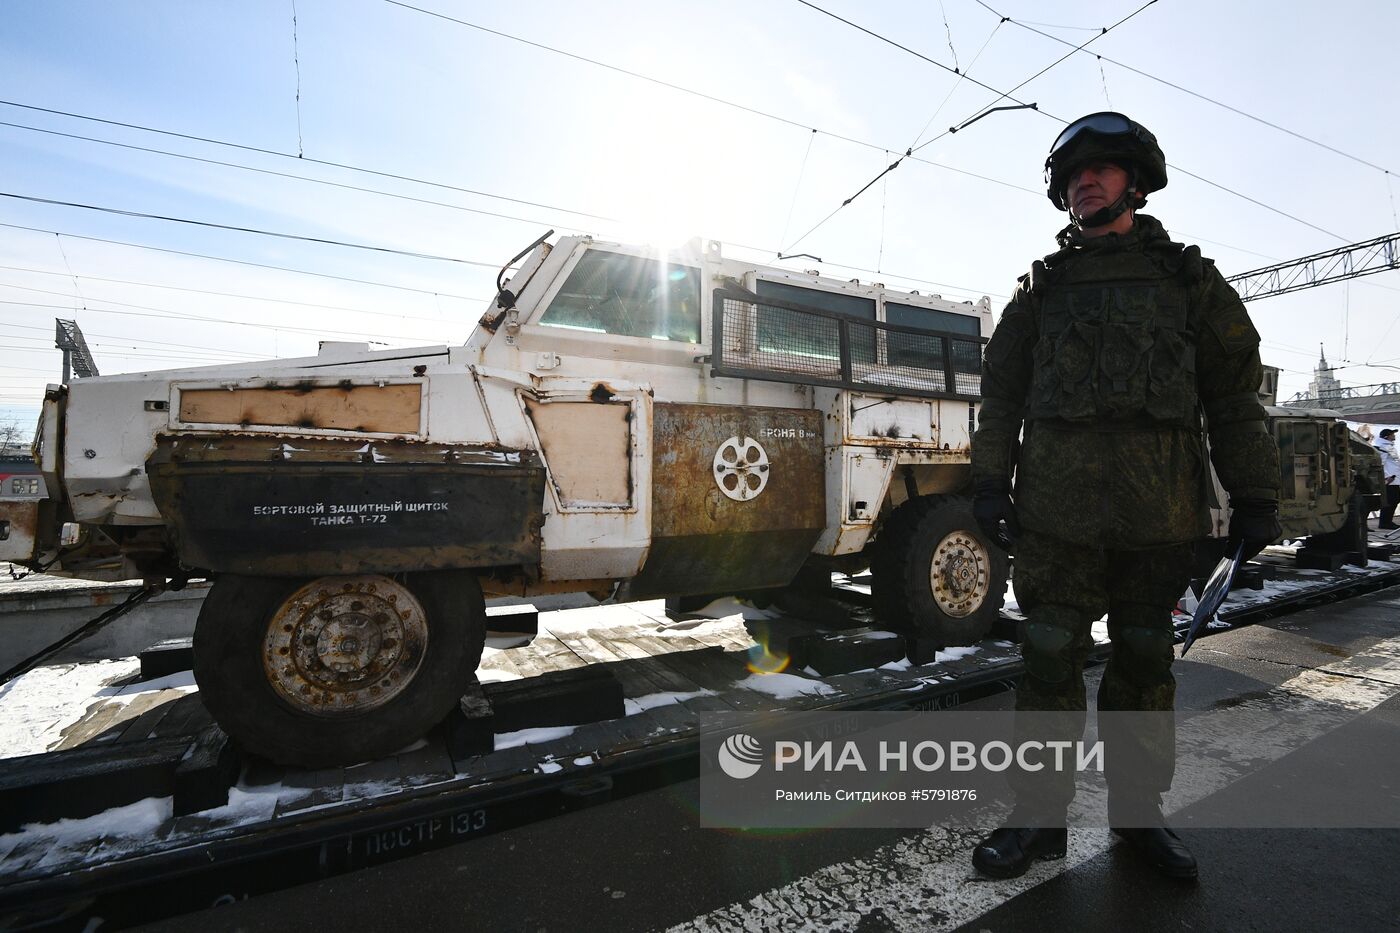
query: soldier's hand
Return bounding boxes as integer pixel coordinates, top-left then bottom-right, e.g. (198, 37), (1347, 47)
(1228, 498), (1282, 563)
(973, 478), (1020, 551)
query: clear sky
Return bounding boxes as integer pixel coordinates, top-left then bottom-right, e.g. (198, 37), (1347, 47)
(1, 0), (1397, 434)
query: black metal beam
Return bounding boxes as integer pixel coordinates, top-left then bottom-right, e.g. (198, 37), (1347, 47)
(1227, 232), (1400, 301)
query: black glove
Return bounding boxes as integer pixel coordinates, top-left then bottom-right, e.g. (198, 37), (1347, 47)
(973, 478), (1020, 551)
(1228, 498), (1281, 563)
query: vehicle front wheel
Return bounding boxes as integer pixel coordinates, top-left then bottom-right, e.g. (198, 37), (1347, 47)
(193, 570), (485, 767)
(872, 495), (1009, 647)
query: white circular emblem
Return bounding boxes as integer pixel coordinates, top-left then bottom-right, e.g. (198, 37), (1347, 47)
(713, 435), (770, 501)
(718, 732), (764, 779)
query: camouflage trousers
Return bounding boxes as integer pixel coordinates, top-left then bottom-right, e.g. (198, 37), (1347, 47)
(1008, 530), (1196, 824)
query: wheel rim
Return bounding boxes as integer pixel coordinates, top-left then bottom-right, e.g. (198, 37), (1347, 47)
(263, 575), (428, 717)
(928, 531), (992, 619)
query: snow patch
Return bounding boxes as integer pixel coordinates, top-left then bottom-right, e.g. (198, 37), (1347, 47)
(623, 688), (717, 715)
(96, 670), (197, 699)
(736, 672), (838, 698)
(475, 668), (523, 684)
(494, 725), (578, 750)
(690, 597), (781, 622)
(342, 779), (402, 802)
(189, 783), (285, 823)
(0, 659), (141, 759)
(0, 795), (170, 856)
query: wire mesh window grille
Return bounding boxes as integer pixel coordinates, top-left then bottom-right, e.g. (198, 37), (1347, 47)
(712, 287), (984, 400)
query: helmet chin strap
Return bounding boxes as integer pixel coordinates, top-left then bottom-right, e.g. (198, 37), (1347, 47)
(1071, 187), (1134, 229)
(1069, 165), (1139, 230)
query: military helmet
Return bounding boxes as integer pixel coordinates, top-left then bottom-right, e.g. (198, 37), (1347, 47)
(1044, 111), (1168, 212)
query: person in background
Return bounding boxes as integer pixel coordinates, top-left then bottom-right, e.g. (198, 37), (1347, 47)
(1376, 428), (1399, 530)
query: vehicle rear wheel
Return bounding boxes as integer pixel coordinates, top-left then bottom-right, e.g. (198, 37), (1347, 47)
(193, 570), (485, 767)
(872, 495), (1008, 646)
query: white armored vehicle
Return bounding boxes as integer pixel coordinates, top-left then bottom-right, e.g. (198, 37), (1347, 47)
(3, 234), (1005, 765)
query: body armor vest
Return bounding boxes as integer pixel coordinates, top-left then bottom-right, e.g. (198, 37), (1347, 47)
(1025, 240), (1202, 428)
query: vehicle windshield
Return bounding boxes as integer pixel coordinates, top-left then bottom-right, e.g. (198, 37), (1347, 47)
(539, 249), (702, 343)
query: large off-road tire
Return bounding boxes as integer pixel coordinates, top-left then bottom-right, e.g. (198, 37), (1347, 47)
(872, 495), (1009, 646)
(193, 570), (485, 768)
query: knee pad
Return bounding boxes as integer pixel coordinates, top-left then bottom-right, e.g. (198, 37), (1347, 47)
(1023, 621), (1077, 684)
(1115, 625), (1174, 684)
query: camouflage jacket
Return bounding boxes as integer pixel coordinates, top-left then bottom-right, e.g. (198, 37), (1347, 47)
(971, 214), (1280, 547)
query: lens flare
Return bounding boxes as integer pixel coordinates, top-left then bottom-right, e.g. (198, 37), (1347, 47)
(745, 629), (791, 674)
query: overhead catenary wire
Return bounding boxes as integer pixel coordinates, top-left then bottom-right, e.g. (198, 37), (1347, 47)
(790, 0), (1348, 248)
(0, 111), (1031, 297)
(937, 0), (960, 72)
(784, 0), (1160, 251)
(291, 0), (305, 158)
(5, 6), (1357, 281)
(0, 222), (484, 301)
(970, 0), (1399, 179)
(929, 0), (1161, 148)
(0, 102), (1026, 299)
(0, 345), (272, 366)
(0, 320), (271, 358)
(0, 329), (272, 364)
(778, 130), (818, 251)
(0, 100), (615, 223)
(373, 1), (1043, 207)
(909, 18), (1005, 152)
(0, 292), (435, 345)
(0, 262), (485, 325)
(0, 120), (594, 235)
(0, 62), (1371, 315)
(0, 191), (499, 266)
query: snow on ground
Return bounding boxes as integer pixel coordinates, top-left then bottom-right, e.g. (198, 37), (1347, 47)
(1002, 580), (1020, 616)
(0, 657), (141, 759)
(735, 672), (838, 698)
(0, 795), (171, 865)
(494, 724), (578, 750)
(649, 615), (756, 640)
(342, 778), (403, 803)
(95, 670), (196, 700)
(536, 600), (669, 633)
(623, 689), (717, 716)
(827, 629), (900, 642)
(689, 597), (782, 622)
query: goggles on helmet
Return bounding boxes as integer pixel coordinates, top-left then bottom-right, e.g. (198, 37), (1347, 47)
(1048, 112), (1147, 156)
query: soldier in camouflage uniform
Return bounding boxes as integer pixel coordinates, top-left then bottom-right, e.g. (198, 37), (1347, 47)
(968, 113), (1281, 880)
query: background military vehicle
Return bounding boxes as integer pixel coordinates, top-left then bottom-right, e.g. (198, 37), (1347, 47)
(1, 233), (1005, 766)
(1202, 366), (1383, 566)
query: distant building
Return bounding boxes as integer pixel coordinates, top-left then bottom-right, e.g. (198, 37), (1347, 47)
(1306, 346), (1343, 401)
(1279, 347), (1400, 422)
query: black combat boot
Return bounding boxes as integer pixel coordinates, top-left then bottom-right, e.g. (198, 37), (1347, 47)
(1109, 794), (1197, 880)
(971, 824), (1068, 879)
(1112, 826), (1197, 879)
